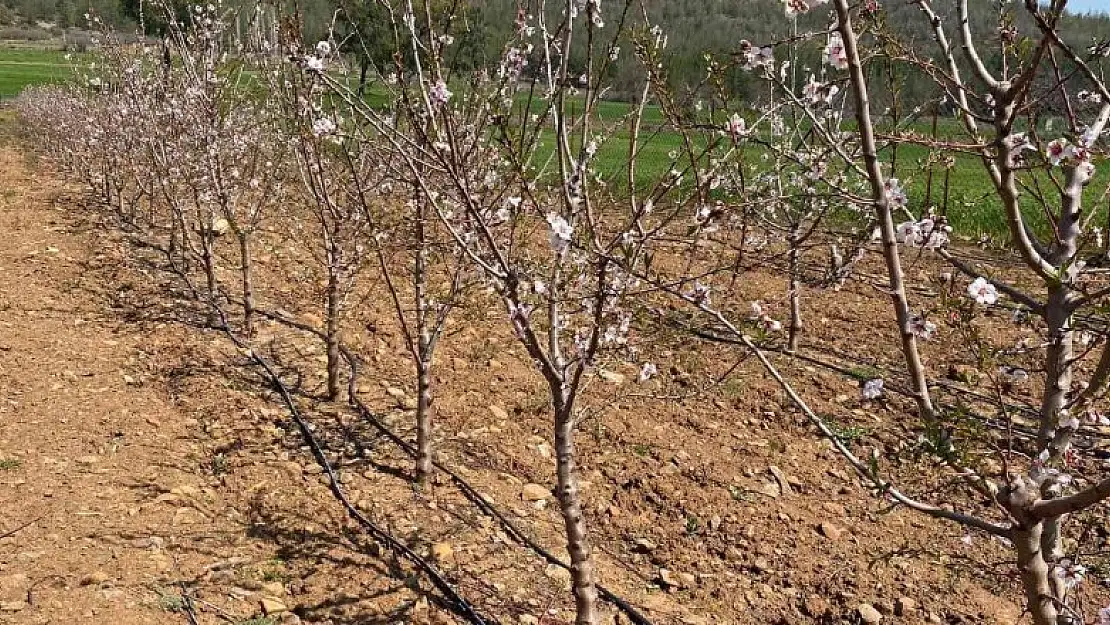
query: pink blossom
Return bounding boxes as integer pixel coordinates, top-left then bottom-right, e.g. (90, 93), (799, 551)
(824, 33), (848, 70)
(429, 79), (452, 107)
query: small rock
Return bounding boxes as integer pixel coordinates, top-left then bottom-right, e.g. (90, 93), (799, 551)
(519, 616), (539, 625)
(677, 572), (697, 589)
(657, 568), (679, 589)
(598, 370), (625, 385)
(895, 597), (916, 616)
(260, 597), (289, 615)
(818, 522), (843, 541)
(260, 582), (285, 596)
(75, 456), (100, 466)
(521, 483), (551, 501)
(632, 538), (656, 554)
(768, 465), (793, 495)
(758, 481), (780, 498)
(0, 601), (26, 612)
(79, 571), (109, 586)
(489, 406), (509, 420)
(858, 603), (883, 624)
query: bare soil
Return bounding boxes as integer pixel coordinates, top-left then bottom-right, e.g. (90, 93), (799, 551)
(0, 122), (1096, 625)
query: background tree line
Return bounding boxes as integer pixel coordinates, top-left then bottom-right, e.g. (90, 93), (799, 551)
(3, 0), (1109, 110)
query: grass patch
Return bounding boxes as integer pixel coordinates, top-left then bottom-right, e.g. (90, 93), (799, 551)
(155, 588), (186, 613)
(0, 458), (21, 470)
(0, 48), (77, 100)
(824, 417), (870, 444)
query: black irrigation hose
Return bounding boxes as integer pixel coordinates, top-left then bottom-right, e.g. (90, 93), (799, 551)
(212, 312), (498, 625)
(337, 347), (658, 625)
(246, 306), (658, 625)
(677, 318), (1110, 450)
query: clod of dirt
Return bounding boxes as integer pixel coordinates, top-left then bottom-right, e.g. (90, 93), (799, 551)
(431, 541), (455, 563)
(819, 521), (844, 540)
(895, 596), (917, 616)
(78, 571), (109, 586)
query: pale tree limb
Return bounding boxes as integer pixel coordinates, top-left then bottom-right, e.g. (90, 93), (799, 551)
(833, 0), (936, 422)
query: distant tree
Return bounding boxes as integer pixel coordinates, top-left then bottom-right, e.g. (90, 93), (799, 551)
(334, 0), (394, 97)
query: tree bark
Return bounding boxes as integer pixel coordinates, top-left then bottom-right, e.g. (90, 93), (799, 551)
(1038, 286), (1074, 457)
(1014, 524), (1059, 625)
(553, 390), (597, 625)
(414, 357), (433, 483)
(325, 270), (341, 401)
(834, 0), (936, 422)
(787, 223), (801, 353)
(238, 232), (255, 337)
(200, 229), (219, 325)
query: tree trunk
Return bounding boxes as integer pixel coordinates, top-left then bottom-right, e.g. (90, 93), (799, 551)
(237, 232), (255, 337)
(1014, 524), (1059, 625)
(787, 224), (801, 353)
(200, 230), (219, 326)
(553, 392), (597, 625)
(833, 0), (936, 422)
(412, 193), (434, 482)
(414, 357), (433, 483)
(358, 57), (370, 100)
(325, 270), (341, 401)
(1038, 285), (1074, 456)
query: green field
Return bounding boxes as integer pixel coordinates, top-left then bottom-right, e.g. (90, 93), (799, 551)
(3, 45), (1106, 243)
(0, 48), (75, 100)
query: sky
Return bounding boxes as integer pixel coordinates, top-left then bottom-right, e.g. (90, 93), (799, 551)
(1067, 0), (1110, 14)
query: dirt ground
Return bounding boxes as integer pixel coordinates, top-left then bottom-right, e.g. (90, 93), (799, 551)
(0, 117), (1096, 625)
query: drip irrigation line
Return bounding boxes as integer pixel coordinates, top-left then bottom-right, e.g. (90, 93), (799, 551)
(210, 310), (498, 625)
(674, 317), (1110, 448)
(0, 515), (42, 540)
(337, 348), (658, 625)
(228, 305), (658, 624)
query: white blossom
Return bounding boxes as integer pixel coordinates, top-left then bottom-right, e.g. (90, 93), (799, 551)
(861, 378), (884, 400)
(546, 212), (573, 252)
(967, 277), (998, 305)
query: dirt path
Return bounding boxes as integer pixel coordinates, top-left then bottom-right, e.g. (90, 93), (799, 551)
(0, 144), (294, 624)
